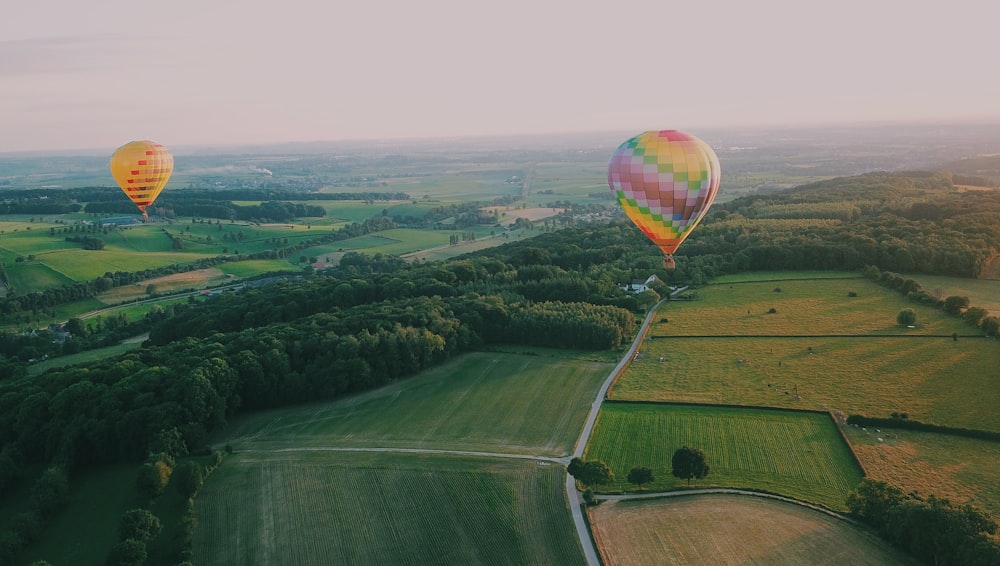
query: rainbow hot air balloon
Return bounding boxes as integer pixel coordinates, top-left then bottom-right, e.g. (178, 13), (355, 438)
(109, 140), (173, 220)
(608, 130), (721, 269)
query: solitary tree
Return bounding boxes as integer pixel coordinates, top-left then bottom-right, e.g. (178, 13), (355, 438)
(627, 466), (654, 491)
(982, 316), (1000, 337)
(962, 307), (987, 327)
(896, 308), (917, 326)
(567, 457), (615, 488)
(671, 446), (709, 486)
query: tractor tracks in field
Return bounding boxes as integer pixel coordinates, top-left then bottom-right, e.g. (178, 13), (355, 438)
(261, 445), (570, 466)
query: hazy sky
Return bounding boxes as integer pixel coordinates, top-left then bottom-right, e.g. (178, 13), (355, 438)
(2, 0), (997, 153)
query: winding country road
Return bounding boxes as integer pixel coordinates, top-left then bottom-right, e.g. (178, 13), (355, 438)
(563, 296), (666, 565)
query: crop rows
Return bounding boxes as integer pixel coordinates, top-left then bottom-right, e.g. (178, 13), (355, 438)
(227, 353), (610, 457)
(585, 403), (863, 510)
(193, 452), (583, 565)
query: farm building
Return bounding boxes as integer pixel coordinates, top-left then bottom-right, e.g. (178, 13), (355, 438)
(620, 275), (660, 293)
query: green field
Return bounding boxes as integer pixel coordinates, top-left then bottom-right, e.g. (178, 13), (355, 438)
(585, 403), (863, 510)
(27, 339), (144, 375)
(187, 352), (610, 565)
(658, 278), (969, 336)
(4, 261), (76, 292)
(224, 352), (612, 457)
(15, 464), (141, 566)
(194, 452), (584, 566)
(905, 273), (1000, 313)
(218, 259), (299, 277)
(612, 336), (1000, 431)
(613, 277), (1000, 432)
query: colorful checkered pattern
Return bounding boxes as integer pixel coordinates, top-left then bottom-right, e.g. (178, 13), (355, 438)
(607, 130), (721, 255)
(109, 140), (173, 215)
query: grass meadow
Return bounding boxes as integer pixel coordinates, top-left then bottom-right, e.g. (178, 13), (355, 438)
(612, 336), (1000, 432)
(190, 352), (610, 565)
(194, 452), (583, 566)
(656, 277), (970, 336)
(843, 425), (1000, 519)
(906, 273), (1000, 313)
(605, 273), (1000, 520)
(585, 403), (863, 511)
(14, 464), (140, 565)
(16, 455), (217, 566)
(224, 352), (612, 457)
(616, 277), (1000, 432)
(4, 261), (76, 293)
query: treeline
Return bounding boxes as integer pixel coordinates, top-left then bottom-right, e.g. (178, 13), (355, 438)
(0, 198), (81, 215)
(64, 235), (104, 250)
(861, 265), (1000, 337)
(848, 479), (1000, 565)
(84, 199), (327, 222)
(846, 414), (1000, 443)
(683, 171), (1000, 277)
(0, 186), (408, 205)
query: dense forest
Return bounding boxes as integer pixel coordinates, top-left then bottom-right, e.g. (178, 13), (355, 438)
(684, 172), (1000, 278)
(0, 172), (999, 565)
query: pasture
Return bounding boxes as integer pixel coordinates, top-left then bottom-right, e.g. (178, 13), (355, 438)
(588, 495), (914, 566)
(655, 277), (969, 336)
(844, 425), (1000, 519)
(585, 403), (863, 511)
(612, 336), (1000, 432)
(193, 452), (583, 566)
(906, 273), (1000, 313)
(616, 277), (1000, 432)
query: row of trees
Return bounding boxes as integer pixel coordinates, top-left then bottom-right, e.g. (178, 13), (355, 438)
(83, 199), (326, 222)
(567, 447), (710, 504)
(684, 172), (1000, 277)
(864, 266), (1000, 337)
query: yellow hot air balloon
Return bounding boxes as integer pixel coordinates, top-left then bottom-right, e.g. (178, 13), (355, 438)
(109, 140), (173, 219)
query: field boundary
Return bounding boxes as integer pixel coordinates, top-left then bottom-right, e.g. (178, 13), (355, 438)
(593, 488), (861, 524)
(647, 334), (987, 339)
(601, 398), (835, 417)
(601, 395), (872, 480)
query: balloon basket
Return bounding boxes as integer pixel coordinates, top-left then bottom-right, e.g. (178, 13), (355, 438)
(663, 255), (676, 270)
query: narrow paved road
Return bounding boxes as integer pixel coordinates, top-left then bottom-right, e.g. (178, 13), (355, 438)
(564, 297), (667, 565)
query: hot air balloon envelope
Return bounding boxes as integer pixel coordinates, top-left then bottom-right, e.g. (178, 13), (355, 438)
(109, 140), (173, 219)
(608, 130), (721, 268)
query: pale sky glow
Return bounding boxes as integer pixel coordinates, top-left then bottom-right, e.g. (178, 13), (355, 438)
(2, 0), (998, 153)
